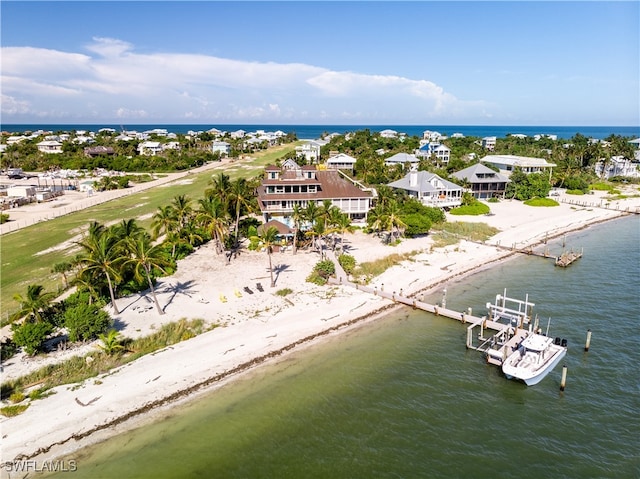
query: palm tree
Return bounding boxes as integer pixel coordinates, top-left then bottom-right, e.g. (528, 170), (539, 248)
(368, 203), (390, 239)
(255, 226), (280, 288)
(304, 201), (321, 252)
(12, 284), (56, 323)
(123, 235), (170, 315)
(151, 205), (178, 241)
(113, 218), (144, 243)
(171, 194), (193, 232)
(386, 200), (407, 242)
(76, 227), (123, 314)
(290, 203), (304, 255)
(334, 212), (355, 249)
(97, 329), (125, 355)
(228, 178), (254, 249)
(51, 261), (73, 289)
(206, 172), (232, 206)
(197, 196), (229, 254)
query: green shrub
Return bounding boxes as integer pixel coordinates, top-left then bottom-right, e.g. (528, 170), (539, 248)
(12, 321), (53, 355)
(524, 197), (559, 207)
(401, 213), (432, 237)
(566, 189), (585, 195)
(338, 254), (356, 274)
(1, 338), (18, 361)
(275, 288), (293, 297)
(449, 203), (490, 216)
(64, 303), (111, 342)
(9, 391), (25, 403)
(487, 197), (499, 203)
(0, 213), (9, 224)
(1, 404), (29, 417)
(307, 260), (335, 285)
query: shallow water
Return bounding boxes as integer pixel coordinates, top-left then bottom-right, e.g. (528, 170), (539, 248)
(47, 216), (640, 478)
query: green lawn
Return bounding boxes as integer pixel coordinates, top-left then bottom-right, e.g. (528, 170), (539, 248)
(1, 143), (300, 319)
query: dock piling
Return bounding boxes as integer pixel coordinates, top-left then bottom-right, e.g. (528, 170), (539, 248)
(584, 329), (592, 351)
(560, 365), (568, 391)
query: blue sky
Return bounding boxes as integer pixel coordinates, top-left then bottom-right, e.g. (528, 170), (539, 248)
(1, 1), (638, 125)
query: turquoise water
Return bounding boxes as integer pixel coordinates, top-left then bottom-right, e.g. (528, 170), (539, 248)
(48, 216), (640, 478)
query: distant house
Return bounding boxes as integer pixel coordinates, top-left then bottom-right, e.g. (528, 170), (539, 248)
(481, 154), (556, 179)
(256, 160), (373, 223)
(211, 141), (231, 156)
(384, 152), (420, 169)
(416, 143), (451, 165)
(595, 156), (640, 179)
(84, 146), (115, 158)
(629, 138), (640, 161)
(326, 152), (357, 172)
(295, 140), (325, 164)
(380, 129), (399, 139)
(37, 140), (63, 154)
(137, 141), (163, 156)
(481, 136), (497, 151)
(450, 163), (510, 199)
(388, 169), (463, 208)
(422, 130), (444, 142)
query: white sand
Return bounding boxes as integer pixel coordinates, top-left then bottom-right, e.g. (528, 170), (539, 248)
(1, 188), (638, 468)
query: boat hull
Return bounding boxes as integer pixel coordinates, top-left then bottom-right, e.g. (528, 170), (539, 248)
(502, 339), (567, 386)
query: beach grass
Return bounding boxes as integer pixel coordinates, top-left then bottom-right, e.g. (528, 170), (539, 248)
(0, 319), (210, 400)
(352, 250), (420, 282)
(0, 144), (299, 316)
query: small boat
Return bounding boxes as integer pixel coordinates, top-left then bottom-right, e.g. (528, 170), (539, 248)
(502, 334), (567, 386)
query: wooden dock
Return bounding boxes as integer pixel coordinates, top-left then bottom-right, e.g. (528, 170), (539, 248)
(555, 249), (583, 267)
(328, 279), (537, 366)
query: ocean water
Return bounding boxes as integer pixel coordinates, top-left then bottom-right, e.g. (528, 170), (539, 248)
(46, 215), (640, 479)
(2, 124), (639, 140)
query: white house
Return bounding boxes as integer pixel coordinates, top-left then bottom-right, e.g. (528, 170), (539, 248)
(212, 141), (231, 156)
(423, 130), (444, 142)
(384, 152), (420, 168)
(482, 136), (497, 150)
(137, 141), (163, 156)
(379, 129), (398, 139)
(481, 154), (556, 178)
(629, 138), (640, 161)
(388, 169), (463, 208)
(595, 156), (640, 179)
(416, 143), (451, 164)
(37, 140), (63, 154)
(295, 140), (325, 164)
(326, 152), (357, 171)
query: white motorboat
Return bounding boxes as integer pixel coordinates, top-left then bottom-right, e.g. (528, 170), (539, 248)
(502, 333), (567, 386)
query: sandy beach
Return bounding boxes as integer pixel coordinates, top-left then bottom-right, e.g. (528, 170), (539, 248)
(1, 187), (638, 471)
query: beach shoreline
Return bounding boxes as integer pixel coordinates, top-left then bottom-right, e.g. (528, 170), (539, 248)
(1, 189), (638, 472)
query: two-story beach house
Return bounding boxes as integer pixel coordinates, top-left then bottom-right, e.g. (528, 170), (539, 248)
(211, 141), (231, 157)
(388, 169), (463, 208)
(326, 152), (358, 172)
(384, 152), (420, 169)
(450, 163), (510, 199)
(295, 140), (326, 164)
(416, 142), (451, 165)
(481, 154), (556, 180)
(36, 140), (63, 154)
(256, 160), (373, 224)
(481, 136), (497, 151)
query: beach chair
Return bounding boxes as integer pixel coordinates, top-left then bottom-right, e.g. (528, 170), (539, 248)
(256, 283), (264, 292)
(219, 294), (227, 303)
(243, 286), (254, 294)
(234, 289), (242, 298)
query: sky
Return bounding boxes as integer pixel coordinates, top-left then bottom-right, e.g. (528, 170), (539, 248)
(1, 1), (638, 126)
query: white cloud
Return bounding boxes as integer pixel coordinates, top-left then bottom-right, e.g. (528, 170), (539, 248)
(1, 38), (492, 123)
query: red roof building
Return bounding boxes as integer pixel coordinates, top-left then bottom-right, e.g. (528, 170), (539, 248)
(256, 160), (374, 223)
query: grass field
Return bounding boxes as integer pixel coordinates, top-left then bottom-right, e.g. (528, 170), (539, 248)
(1, 143), (300, 319)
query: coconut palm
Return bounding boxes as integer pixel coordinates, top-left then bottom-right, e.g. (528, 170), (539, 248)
(12, 284), (56, 323)
(97, 329), (125, 355)
(290, 203), (304, 255)
(304, 201), (321, 252)
(255, 226), (280, 288)
(228, 178), (254, 249)
(386, 200), (407, 242)
(171, 194), (193, 231)
(123, 235), (170, 315)
(75, 227), (123, 314)
(51, 261), (73, 289)
(206, 172), (232, 206)
(197, 196), (229, 254)
(151, 205), (178, 240)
